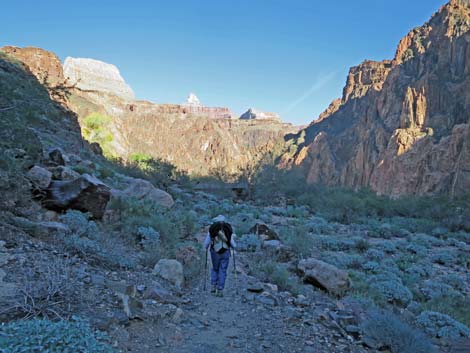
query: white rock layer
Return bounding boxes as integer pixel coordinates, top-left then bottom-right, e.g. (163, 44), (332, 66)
(240, 108), (281, 121)
(63, 57), (135, 100)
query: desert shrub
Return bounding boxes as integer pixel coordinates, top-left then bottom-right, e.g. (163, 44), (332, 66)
(56, 210), (137, 269)
(280, 225), (312, 258)
(71, 163), (94, 175)
(419, 280), (456, 301)
(421, 295), (470, 327)
(135, 226), (160, 249)
(107, 196), (183, 258)
(417, 311), (470, 339)
(315, 235), (355, 252)
(395, 253), (420, 272)
(321, 251), (364, 270)
(362, 261), (381, 273)
(368, 276), (413, 306)
(365, 248), (385, 261)
(431, 249), (457, 266)
(404, 263), (432, 279)
(62, 233), (137, 270)
(0, 150), (31, 208)
(4, 257), (80, 320)
(361, 310), (437, 353)
(59, 210), (98, 237)
(0, 317), (113, 352)
(237, 234), (261, 252)
(255, 260), (299, 294)
(354, 238), (370, 253)
(405, 243), (428, 256)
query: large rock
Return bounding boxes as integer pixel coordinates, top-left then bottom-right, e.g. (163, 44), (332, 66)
(298, 258), (350, 295)
(63, 57), (135, 100)
(153, 259), (184, 288)
(45, 174), (111, 219)
(117, 178), (174, 208)
(249, 223), (279, 241)
(26, 166), (52, 189)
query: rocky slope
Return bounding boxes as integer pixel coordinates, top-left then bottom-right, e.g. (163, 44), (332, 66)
(283, 0), (470, 196)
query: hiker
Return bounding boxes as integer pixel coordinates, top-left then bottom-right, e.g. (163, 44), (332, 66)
(204, 215), (236, 296)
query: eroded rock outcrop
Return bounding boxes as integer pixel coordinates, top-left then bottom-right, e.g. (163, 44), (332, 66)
(0, 46), (64, 86)
(283, 1), (470, 196)
(63, 57), (135, 100)
(240, 108), (281, 122)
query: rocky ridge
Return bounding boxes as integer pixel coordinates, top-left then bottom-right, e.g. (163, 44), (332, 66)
(283, 0), (470, 196)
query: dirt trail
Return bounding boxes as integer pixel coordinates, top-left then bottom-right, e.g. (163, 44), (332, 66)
(118, 255), (369, 353)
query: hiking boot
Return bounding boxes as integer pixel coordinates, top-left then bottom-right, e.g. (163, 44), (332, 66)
(216, 289), (224, 297)
(210, 285), (217, 294)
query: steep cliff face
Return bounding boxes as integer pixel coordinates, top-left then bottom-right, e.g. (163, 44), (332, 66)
(284, 0), (470, 196)
(63, 57), (135, 100)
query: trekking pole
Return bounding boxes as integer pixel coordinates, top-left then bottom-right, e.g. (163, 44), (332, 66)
(203, 248), (208, 291)
(232, 248), (239, 295)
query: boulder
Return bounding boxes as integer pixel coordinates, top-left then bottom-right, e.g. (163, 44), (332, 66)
(49, 166), (81, 181)
(153, 259), (184, 288)
(45, 174), (111, 219)
(26, 166), (52, 189)
(262, 240), (282, 250)
(249, 222), (279, 241)
(47, 147), (66, 166)
(298, 258), (350, 295)
(143, 282), (176, 303)
(118, 178), (174, 208)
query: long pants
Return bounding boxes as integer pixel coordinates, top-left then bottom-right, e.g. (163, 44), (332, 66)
(210, 249), (230, 290)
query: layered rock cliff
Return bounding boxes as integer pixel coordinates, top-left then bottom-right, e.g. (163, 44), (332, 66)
(63, 57), (135, 100)
(69, 95), (294, 175)
(240, 108), (281, 122)
(283, 0), (470, 196)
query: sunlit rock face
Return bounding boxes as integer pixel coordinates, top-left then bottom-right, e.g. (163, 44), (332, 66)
(63, 57), (135, 100)
(240, 108), (281, 122)
(1, 46), (64, 85)
(282, 1), (470, 196)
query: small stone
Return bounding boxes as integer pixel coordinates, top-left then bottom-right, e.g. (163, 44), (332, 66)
(26, 166), (52, 189)
(172, 308), (184, 323)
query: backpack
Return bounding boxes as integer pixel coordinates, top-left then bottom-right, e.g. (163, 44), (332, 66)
(209, 221), (233, 254)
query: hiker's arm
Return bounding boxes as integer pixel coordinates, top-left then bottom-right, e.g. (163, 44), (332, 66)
(230, 234), (237, 249)
(203, 233), (211, 249)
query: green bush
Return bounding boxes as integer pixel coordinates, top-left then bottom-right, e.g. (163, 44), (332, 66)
(0, 317), (114, 352)
(421, 295), (470, 327)
(255, 260), (299, 294)
(361, 310), (437, 353)
(81, 112), (114, 158)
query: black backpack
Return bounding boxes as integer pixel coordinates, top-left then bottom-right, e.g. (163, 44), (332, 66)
(209, 221), (233, 253)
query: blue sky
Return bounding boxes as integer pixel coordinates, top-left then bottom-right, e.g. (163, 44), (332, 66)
(2, 0), (445, 125)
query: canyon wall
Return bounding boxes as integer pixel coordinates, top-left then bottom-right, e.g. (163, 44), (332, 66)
(283, 0), (470, 196)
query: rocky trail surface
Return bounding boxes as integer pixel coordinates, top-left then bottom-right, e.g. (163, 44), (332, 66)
(106, 251), (370, 353)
